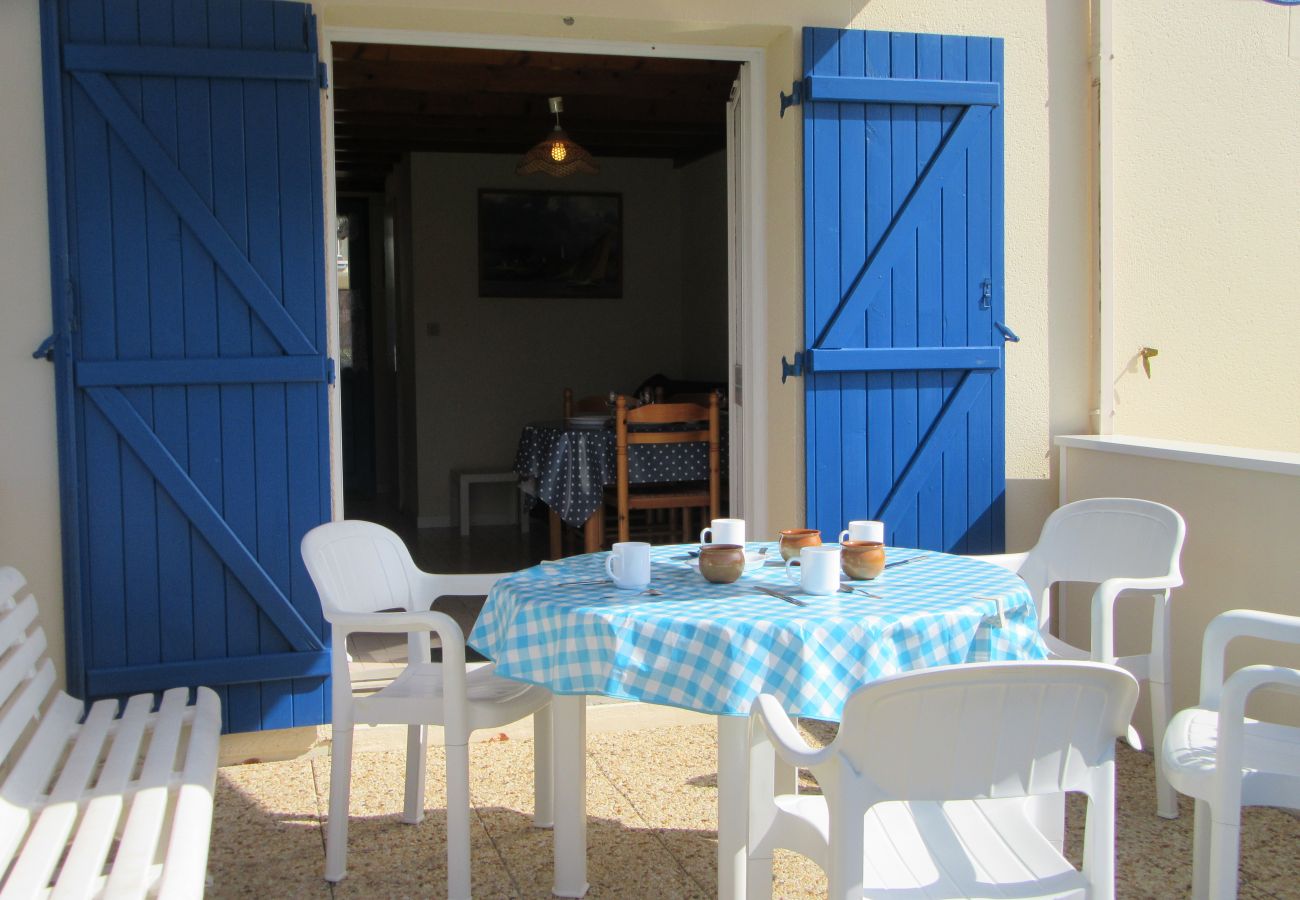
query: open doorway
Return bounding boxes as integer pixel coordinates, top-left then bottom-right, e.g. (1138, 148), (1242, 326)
(328, 40), (747, 575)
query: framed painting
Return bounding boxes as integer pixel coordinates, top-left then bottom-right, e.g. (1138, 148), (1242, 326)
(478, 190), (623, 299)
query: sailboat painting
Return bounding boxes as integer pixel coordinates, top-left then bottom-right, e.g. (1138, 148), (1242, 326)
(478, 190), (623, 299)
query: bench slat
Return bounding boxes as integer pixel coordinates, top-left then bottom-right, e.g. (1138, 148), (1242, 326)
(0, 569), (25, 610)
(156, 687), (222, 898)
(0, 659), (57, 794)
(0, 699), (122, 895)
(0, 596), (39, 663)
(102, 689), (190, 898)
(49, 695), (155, 900)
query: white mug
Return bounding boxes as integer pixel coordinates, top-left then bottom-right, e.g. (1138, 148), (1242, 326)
(700, 518), (745, 546)
(785, 545), (842, 596)
(839, 520), (885, 545)
(605, 542), (652, 590)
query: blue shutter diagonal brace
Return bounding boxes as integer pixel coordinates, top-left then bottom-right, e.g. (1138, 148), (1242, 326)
(71, 71), (317, 357)
(85, 387), (324, 653)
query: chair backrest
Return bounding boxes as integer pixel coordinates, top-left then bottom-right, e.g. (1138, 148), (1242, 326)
(614, 391), (720, 501)
(1018, 497), (1185, 629)
(300, 520), (423, 618)
(0, 568), (58, 776)
(833, 661), (1137, 802)
(562, 387), (607, 419)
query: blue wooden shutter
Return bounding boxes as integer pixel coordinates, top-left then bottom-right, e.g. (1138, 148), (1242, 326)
(801, 27), (1007, 554)
(41, 0), (331, 732)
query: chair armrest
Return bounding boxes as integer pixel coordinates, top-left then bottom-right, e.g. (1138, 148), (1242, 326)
(1088, 575), (1182, 664)
(751, 695), (834, 770)
(326, 609), (467, 666)
(1199, 609), (1300, 707)
(412, 572), (509, 611)
(969, 552), (1029, 575)
(1210, 664), (1300, 819)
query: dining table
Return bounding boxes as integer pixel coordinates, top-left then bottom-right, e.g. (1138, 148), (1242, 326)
(467, 541), (1050, 898)
(515, 419), (723, 556)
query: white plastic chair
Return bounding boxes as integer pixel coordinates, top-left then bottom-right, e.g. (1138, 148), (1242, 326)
(977, 497), (1185, 817)
(747, 660), (1138, 900)
(1161, 609), (1300, 900)
(301, 520), (553, 898)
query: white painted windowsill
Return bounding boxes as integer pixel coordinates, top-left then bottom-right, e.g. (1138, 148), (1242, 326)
(1055, 434), (1300, 478)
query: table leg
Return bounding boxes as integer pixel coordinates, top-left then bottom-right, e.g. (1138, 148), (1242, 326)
(583, 508), (603, 553)
(552, 695), (588, 898)
(549, 509), (563, 559)
(717, 715), (751, 900)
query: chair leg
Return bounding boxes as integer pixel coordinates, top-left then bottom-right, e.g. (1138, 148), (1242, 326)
(325, 722), (354, 882)
(533, 704), (554, 828)
(826, 799), (866, 900)
(1152, 678), (1178, 818)
(446, 740), (472, 900)
(403, 724), (427, 824)
(1207, 818), (1242, 900)
(1192, 799), (1212, 899)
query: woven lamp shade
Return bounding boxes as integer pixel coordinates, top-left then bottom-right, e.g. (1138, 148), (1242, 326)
(516, 126), (600, 177)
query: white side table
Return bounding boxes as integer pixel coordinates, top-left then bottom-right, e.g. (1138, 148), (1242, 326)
(456, 469), (527, 537)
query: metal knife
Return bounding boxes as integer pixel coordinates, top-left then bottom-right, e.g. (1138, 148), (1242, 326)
(755, 585), (808, 607)
(883, 553), (933, 570)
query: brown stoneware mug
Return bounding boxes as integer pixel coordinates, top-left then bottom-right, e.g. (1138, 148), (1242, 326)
(841, 540), (886, 580)
(778, 529), (822, 561)
(698, 544), (747, 584)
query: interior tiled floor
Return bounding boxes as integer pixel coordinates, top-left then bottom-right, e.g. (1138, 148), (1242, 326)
(208, 722), (1300, 899)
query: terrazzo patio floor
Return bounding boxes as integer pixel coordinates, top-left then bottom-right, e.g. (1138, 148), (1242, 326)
(208, 722), (1300, 899)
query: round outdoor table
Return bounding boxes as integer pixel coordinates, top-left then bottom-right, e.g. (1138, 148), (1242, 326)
(468, 543), (1048, 899)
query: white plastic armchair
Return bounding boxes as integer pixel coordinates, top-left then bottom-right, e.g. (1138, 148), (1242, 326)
(747, 661), (1138, 900)
(301, 520), (552, 899)
(1161, 609), (1300, 900)
(976, 497), (1186, 817)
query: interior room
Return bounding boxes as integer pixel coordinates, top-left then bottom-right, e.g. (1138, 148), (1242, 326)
(332, 42), (741, 574)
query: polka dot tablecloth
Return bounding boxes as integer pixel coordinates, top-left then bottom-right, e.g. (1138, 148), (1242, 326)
(515, 421), (722, 527)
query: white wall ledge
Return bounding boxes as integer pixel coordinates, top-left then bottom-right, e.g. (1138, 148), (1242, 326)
(1056, 434), (1300, 478)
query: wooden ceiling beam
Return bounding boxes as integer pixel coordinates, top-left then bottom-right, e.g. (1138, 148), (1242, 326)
(332, 59), (733, 102)
(331, 42), (739, 79)
(332, 89), (725, 125)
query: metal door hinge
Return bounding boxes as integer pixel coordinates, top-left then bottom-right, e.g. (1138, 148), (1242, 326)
(979, 278), (992, 310)
(779, 81), (803, 118)
(994, 321), (1020, 343)
(326, 357), (336, 384)
(318, 63), (329, 89)
(781, 352), (804, 383)
(32, 334), (56, 362)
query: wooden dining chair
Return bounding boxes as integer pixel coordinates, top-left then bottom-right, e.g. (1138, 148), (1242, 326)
(605, 392), (720, 545)
(562, 387), (607, 419)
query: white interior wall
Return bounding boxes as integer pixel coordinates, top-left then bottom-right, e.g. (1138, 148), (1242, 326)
(404, 151), (727, 526)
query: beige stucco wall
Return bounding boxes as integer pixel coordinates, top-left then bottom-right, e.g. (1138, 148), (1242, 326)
(1107, 1), (1300, 452)
(0, 0), (66, 680)
(1060, 441), (1300, 741)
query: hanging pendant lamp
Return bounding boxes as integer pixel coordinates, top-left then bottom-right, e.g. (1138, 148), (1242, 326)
(516, 96), (599, 177)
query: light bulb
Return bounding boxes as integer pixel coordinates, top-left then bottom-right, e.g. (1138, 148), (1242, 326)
(550, 141), (568, 163)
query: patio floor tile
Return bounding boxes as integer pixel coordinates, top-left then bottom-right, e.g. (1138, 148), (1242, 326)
(205, 721), (1300, 899)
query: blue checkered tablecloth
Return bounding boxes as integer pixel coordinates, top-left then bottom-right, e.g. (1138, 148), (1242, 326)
(468, 544), (1048, 720)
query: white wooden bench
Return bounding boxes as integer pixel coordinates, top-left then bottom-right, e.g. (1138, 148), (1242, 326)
(0, 567), (221, 898)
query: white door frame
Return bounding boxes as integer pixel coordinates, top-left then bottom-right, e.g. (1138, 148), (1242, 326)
(320, 26), (769, 536)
